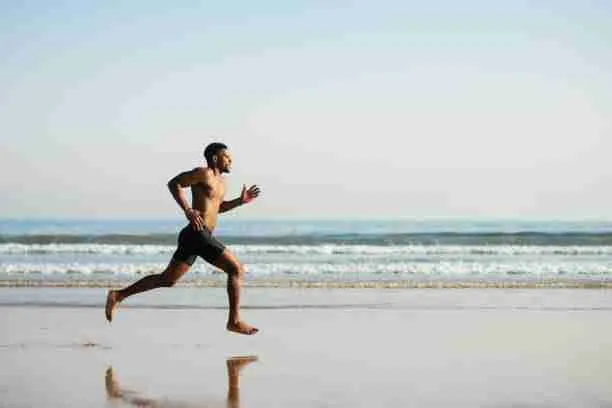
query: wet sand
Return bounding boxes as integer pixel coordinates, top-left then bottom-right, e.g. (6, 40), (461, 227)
(1, 288), (612, 407)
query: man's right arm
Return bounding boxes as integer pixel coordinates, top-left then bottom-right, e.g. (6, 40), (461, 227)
(167, 167), (206, 230)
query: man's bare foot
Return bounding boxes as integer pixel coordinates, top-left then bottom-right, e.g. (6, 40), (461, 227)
(226, 321), (259, 335)
(105, 290), (119, 323)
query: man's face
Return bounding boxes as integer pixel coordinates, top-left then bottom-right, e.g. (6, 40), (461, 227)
(215, 149), (232, 173)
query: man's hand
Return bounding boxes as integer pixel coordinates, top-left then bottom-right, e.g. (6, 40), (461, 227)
(240, 185), (261, 204)
(185, 208), (205, 231)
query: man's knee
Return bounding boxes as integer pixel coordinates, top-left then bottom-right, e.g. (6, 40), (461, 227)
(224, 262), (244, 278)
(158, 261), (190, 287)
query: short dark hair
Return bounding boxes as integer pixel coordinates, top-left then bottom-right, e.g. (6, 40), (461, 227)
(203, 142), (228, 163)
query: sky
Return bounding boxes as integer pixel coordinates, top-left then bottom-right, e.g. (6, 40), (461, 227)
(1, 0), (611, 220)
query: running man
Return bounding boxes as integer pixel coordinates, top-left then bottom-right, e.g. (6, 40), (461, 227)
(105, 142), (261, 335)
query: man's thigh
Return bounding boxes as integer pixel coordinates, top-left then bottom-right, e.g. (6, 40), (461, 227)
(194, 231), (226, 264)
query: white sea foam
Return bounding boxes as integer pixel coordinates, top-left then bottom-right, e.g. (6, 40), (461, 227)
(0, 243), (174, 255)
(0, 262), (221, 276)
(2, 260), (612, 277)
(3, 243), (612, 256)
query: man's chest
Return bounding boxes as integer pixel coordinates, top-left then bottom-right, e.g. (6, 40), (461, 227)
(194, 179), (226, 199)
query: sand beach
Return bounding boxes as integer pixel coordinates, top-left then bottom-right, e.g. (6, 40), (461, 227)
(1, 287), (611, 407)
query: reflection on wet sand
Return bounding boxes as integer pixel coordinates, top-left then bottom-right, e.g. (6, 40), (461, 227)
(105, 356), (258, 408)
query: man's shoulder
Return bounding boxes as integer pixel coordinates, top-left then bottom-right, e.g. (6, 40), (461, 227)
(179, 166), (206, 181)
(191, 166), (213, 175)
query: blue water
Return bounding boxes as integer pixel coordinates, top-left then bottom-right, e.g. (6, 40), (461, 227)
(1, 218), (612, 287)
(3, 218), (612, 236)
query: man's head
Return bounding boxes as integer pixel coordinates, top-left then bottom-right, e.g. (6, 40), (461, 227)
(204, 142), (232, 173)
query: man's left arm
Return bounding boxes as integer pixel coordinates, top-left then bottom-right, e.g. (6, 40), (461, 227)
(220, 184), (261, 213)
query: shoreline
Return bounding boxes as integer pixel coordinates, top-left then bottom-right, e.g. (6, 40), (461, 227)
(1, 278), (612, 289)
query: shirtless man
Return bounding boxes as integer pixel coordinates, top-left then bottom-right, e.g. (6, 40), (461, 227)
(105, 142), (260, 335)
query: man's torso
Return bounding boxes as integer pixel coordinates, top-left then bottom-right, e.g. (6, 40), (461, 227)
(191, 168), (225, 231)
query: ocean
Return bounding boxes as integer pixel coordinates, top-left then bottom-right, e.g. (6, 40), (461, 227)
(2, 218), (612, 288)
(2, 220), (612, 407)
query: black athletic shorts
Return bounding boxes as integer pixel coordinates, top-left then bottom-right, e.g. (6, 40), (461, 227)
(172, 225), (226, 266)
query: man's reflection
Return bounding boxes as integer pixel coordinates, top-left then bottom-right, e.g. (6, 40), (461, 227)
(105, 355), (258, 408)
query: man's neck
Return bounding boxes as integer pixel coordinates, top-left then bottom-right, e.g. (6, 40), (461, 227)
(209, 167), (223, 177)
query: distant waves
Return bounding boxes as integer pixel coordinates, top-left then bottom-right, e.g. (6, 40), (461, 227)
(3, 230), (612, 287)
(4, 243), (612, 256)
(5, 231), (612, 246)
